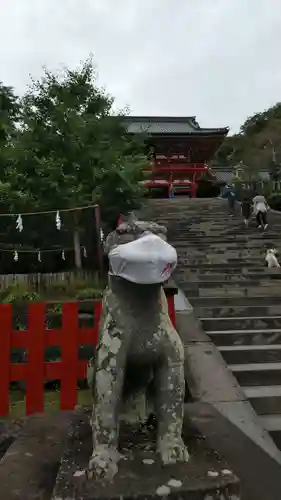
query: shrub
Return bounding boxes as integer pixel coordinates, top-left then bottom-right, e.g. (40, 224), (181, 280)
(0, 282), (41, 304)
(268, 192), (281, 211)
(196, 179), (221, 198)
(44, 279), (86, 297)
(75, 287), (103, 300)
(43, 278), (103, 299)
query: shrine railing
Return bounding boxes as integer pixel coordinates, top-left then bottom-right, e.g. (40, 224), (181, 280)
(0, 294), (176, 417)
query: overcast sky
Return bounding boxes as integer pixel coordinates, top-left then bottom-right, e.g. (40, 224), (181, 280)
(1, 0), (281, 133)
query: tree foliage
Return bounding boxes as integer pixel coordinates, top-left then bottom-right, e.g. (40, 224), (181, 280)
(0, 82), (19, 146)
(0, 57), (147, 270)
(8, 58), (146, 212)
(213, 102), (281, 181)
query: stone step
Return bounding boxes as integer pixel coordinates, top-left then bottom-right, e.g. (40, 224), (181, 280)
(182, 235), (281, 240)
(170, 227), (281, 233)
(178, 264), (266, 272)
(178, 259), (269, 265)
(172, 225), (281, 231)
(219, 344), (281, 364)
(244, 385), (281, 415)
(189, 271), (277, 278)
(178, 250), (269, 257)
(188, 278), (281, 286)
(176, 232), (280, 239)
(174, 236), (277, 242)
(170, 221), (281, 226)
(172, 230), (281, 238)
(173, 224), (261, 231)
(260, 414), (281, 432)
(179, 243), (280, 248)
(180, 234), (276, 239)
(183, 221), (281, 225)
(201, 316), (281, 331)
(181, 235), (281, 240)
(170, 230), (281, 238)
(179, 263), (269, 270)
(208, 329), (281, 347)
(164, 219), (277, 223)
(181, 249), (278, 257)
(188, 295), (281, 306)
(0, 413), (69, 500)
(170, 229), (281, 236)
(175, 246), (280, 253)
(174, 241), (281, 249)
(186, 273), (281, 282)
(195, 304), (281, 318)
(230, 361), (281, 386)
(183, 280), (281, 289)
(177, 255), (266, 263)
(185, 285), (281, 298)
(178, 251), (272, 257)
(182, 262), (265, 268)
(175, 245), (281, 253)
(52, 408), (240, 500)
(174, 243), (281, 251)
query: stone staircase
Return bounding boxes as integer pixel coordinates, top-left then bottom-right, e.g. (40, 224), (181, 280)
(2, 198), (281, 499)
(143, 197), (281, 451)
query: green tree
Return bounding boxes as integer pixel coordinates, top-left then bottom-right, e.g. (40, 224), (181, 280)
(212, 135), (242, 167)
(0, 83), (31, 216)
(6, 57), (147, 268)
(0, 82), (19, 147)
(214, 103), (281, 183)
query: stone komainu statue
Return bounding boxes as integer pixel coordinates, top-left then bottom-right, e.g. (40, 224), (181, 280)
(87, 220), (189, 480)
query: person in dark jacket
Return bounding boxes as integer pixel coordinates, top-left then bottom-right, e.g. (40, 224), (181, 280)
(222, 184), (237, 213)
(241, 195), (252, 227)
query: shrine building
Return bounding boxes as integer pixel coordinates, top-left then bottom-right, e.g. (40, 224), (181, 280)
(123, 116), (229, 197)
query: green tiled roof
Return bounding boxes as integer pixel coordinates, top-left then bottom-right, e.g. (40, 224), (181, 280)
(122, 116), (229, 136)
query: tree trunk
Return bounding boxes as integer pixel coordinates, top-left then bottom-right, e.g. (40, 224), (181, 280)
(73, 211), (82, 269)
(73, 229), (82, 269)
(270, 141), (276, 163)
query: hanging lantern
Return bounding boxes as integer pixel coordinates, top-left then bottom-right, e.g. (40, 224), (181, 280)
(14, 250), (19, 261)
(61, 250), (65, 260)
(38, 251), (41, 262)
(83, 246), (87, 258)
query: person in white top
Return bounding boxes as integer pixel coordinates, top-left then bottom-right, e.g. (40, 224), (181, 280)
(252, 194), (269, 229)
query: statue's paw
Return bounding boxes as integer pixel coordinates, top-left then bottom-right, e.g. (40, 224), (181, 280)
(88, 446), (122, 481)
(158, 436), (189, 465)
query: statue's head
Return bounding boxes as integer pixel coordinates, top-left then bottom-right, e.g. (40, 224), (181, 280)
(104, 220), (168, 255)
(105, 220), (177, 286)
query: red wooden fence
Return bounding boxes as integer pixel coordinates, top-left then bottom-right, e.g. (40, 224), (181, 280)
(0, 296), (176, 417)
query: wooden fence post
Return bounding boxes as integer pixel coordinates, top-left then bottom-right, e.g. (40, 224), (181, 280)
(60, 302), (79, 410)
(1, 296), (177, 417)
(26, 302), (46, 415)
(0, 304), (12, 416)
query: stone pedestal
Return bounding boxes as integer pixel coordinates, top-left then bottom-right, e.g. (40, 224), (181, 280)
(52, 410), (240, 500)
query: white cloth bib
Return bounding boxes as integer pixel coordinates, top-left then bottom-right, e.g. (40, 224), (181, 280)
(109, 233), (177, 284)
